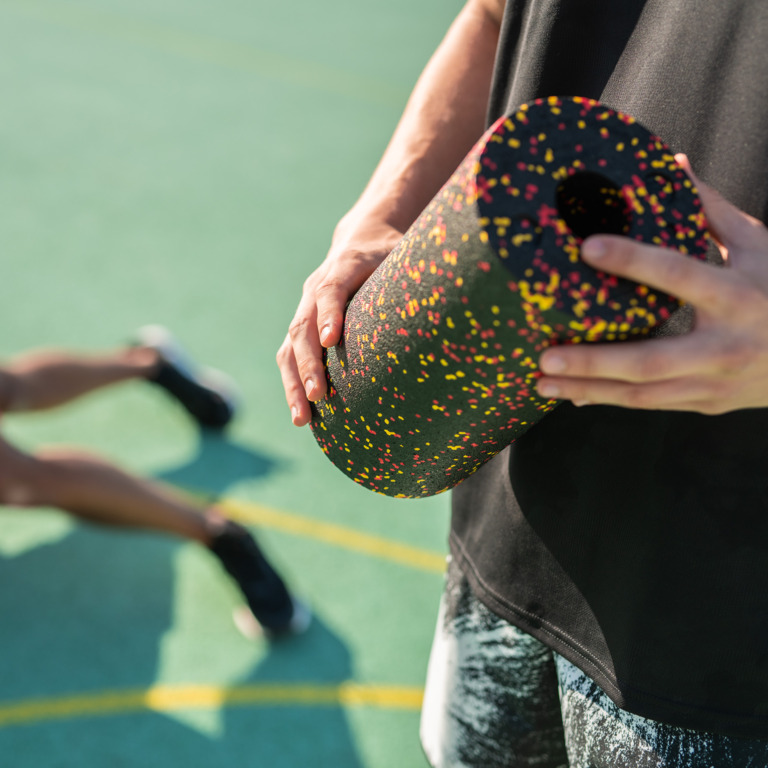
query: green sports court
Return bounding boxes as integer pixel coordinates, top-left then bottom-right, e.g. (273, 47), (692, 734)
(0, 0), (461, 764)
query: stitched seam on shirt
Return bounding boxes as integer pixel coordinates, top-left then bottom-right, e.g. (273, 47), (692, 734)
(448, 531), (623, 696)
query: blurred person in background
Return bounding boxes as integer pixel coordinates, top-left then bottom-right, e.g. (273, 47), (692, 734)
(1, 325), (309, 637)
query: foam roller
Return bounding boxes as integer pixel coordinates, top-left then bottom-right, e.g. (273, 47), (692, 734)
(310, 96), (709, 498)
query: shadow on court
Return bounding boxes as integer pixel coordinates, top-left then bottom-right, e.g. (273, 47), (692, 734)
(0, 526), (364, 767)
(154, 430), (286, 496)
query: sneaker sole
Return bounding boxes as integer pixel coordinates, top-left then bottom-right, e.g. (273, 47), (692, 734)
(232, 598), (312, 640)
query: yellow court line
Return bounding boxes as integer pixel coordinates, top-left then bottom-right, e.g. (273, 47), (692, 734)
(2, 0), (407, 107)
(0, 682), (424, 729)
(219, 498), (447, 575)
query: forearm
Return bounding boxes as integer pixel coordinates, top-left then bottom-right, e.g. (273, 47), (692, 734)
(341, 0), (505, 236)
(278, 0), (506, 424)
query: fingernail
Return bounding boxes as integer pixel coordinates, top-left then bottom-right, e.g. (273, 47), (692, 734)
(573, 399), (592, 407)
(291, 406), (301, 423)
(537, 382), (560, 399)
(320, 325), (332, 346)
(304, 378), (316, 399)
(582, 238), (606, 260)
(540, 353), (566, 374)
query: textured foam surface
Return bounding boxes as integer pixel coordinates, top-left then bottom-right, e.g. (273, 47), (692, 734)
(311, 97), (709, 498)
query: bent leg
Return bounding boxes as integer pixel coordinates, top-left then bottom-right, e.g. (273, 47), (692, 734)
(0, 434), (303, 633)
(0, 435), (216, 541)
(0, 347), (158, 414)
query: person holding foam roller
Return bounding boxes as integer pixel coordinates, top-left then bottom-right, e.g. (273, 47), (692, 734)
(278, 0), (768, 764)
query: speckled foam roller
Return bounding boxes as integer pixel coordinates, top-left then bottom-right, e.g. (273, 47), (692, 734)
(310, 96), (710, 498)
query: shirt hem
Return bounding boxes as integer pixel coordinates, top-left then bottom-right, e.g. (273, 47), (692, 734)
(450, 531), (768, 740)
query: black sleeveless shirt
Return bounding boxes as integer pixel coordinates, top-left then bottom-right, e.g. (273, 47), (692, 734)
(450, 0), (768, 738)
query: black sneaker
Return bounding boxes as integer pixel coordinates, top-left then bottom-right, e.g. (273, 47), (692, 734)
(136, 325), (238, 429)
(209, 521), (311, 637)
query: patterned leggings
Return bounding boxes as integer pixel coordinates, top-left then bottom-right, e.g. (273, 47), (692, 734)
(420, 558), (768, 768)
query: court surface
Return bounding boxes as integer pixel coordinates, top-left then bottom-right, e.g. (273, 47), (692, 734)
(0, 0), (463, 764)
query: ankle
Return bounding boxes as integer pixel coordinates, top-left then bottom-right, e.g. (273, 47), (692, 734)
(123, 346), (162, 378)
(203, 510), (238, 546)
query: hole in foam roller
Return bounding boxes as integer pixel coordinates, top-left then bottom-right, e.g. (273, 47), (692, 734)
(556, 171), (632, 241)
